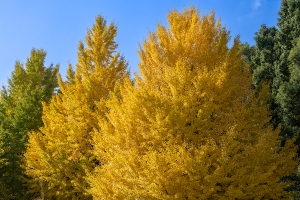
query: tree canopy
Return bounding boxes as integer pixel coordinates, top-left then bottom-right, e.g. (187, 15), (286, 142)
(0, 49), (59, 199)
(24, 15), (129, 199)
(252, 0), (300, 196)
(0, 2), (299, 199)
(88, 6), (299, 199)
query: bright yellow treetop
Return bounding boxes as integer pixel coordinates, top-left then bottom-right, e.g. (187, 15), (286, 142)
(89, 6), (299, 199)
(24, 15), (128, 199)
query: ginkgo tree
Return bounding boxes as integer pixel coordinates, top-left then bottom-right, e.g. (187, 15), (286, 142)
(24, 15), (129, 199)
(88, 6), (299, 199)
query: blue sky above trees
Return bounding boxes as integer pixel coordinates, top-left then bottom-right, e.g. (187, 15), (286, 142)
(0, 0), (281, 87)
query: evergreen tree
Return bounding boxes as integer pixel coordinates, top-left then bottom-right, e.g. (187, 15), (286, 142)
(252, 0), (300, 197)
(277, 36), (300, 198)
(252, 25), (278, 87)
(238, 42), (256, 69)
(251, 25), (281, 128)
(0, 49), (59, 199)
(89, 6), (299, 199)
(24, 15), (129, 199)
(275, 0), (300, 150)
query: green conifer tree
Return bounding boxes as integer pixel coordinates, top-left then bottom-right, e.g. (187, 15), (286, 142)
(0, 49), (59, 199)
(252, 0), (300, 197)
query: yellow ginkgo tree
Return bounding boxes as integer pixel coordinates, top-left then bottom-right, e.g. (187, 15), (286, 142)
(24, 15), (129, 199)
(89, 6), (299, 199)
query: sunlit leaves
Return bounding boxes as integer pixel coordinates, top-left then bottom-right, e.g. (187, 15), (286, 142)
(88, 5), (299, 199)
(24, 15), (128, 199)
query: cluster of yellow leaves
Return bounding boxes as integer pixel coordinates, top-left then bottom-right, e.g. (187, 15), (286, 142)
(88, 6), (299, 199)
(24, 5), (299, 200)
(24, 15), (128, 199)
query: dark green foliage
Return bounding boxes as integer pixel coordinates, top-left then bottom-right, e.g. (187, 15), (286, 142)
(238, 42), (256, 68)
(252, 0), (300, 198)
(251, 25), (282, 129)
(0, 49), (59, 199)
(276, 0), (300, 51)
(277, 36), (300, 152)
(252, 25), (278, 87)
(253, 0), (300, 145)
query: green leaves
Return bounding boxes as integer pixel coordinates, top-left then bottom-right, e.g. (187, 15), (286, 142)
(252, 24), (278, 87)
(252, 1), (300, 198)
(0, 48), (59, 199)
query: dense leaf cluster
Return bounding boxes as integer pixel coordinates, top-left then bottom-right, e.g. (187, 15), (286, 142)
(1, 1), (300, 199)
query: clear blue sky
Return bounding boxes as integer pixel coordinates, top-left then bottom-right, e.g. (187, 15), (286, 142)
(0, 0), (281, 87)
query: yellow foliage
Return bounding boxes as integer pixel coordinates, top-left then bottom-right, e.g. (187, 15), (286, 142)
(24, 15), (128, 199)
(89, 6), (299, 199)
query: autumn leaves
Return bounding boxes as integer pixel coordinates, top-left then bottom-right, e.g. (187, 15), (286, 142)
(4, 5), (300, 199)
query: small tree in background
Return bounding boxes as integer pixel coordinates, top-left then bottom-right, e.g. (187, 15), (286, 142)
(0, 49), (59, 199)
